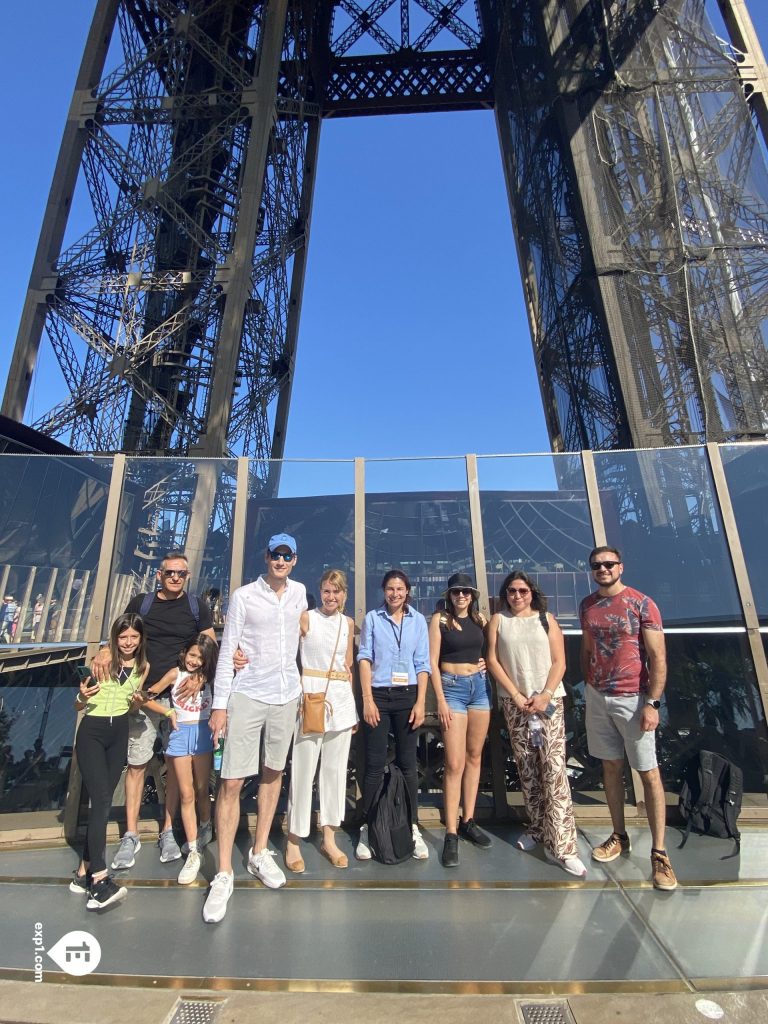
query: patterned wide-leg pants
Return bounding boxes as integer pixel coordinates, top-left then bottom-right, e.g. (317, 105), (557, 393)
(502, 697), (578, 859)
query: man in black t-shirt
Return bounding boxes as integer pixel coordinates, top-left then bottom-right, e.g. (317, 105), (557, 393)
(91, 551), (214, 870)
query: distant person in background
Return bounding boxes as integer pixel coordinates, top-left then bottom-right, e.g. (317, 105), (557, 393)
(32, 595), (44, 640)
(580, 546), (676, 891)
(487, 571), (586, 878)
(429, 573), (492, 868)
(1, 596), (17, 643)
(285, 569), (357, 872)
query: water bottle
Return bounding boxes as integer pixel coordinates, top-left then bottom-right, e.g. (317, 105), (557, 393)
(528, 714), (544, 749)
(213, 737), (224, 772)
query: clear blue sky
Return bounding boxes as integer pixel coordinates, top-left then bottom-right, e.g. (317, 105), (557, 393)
(1, 2), (767, 464)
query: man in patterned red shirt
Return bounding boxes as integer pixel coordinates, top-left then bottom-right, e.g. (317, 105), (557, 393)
(579, 545), (677, 890)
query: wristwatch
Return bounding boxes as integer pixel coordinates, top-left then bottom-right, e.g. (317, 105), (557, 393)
(645, 698), (661, 709)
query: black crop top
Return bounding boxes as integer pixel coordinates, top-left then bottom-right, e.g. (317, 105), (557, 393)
(439, 615), (484, 664)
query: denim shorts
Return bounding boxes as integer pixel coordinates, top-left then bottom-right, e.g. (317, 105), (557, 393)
(440, 670), (492, 713)
(164, 719), (215, 758)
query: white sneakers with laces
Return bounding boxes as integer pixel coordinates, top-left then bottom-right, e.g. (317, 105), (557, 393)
(202, 871), (234, 922)
(355, 824), (372, 860)
(247, 847), (286, 888)
(411, 823), (429, 860)
(178, 850), (202, 885)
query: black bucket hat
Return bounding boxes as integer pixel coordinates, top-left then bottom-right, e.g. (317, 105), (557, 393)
(443, 572), (479, 597)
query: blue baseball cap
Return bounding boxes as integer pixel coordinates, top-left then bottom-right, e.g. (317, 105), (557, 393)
(267, 532), (297, 554)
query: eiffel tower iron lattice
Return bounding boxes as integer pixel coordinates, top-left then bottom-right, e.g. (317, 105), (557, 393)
(4, 0), (768, 483)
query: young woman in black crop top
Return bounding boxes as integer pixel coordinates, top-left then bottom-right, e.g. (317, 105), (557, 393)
(428, 572), (492, 867)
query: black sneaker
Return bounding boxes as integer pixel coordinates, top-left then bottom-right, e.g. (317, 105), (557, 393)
(69, 870), (89, 895)
(86, 875), (127, 911)
(441, 833), (460, 868)
(458, 818), (492, 849)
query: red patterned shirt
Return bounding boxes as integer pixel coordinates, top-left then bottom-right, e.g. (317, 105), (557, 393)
(579, 586), (663, 696)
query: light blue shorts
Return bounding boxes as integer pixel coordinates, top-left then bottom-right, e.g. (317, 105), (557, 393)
(440, 671), (492, 713)
(164, 719), (215, 758)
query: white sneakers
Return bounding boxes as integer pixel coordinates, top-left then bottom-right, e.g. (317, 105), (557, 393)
(560, 855), (588, 878)
(411, 824), (429, 860)
(355, 824), (372, 860)
(178, 850), (201, 885)
(202, 871), (234, 923)
(247, 847), (286, 889)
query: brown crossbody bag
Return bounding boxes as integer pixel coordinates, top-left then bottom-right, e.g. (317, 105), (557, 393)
(301, 615), (343, 735)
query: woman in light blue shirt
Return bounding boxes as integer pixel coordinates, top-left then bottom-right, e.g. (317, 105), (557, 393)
(356, 569), (430, 860)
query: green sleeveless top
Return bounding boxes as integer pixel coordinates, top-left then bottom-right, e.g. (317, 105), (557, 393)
(82, 665), (143, 718)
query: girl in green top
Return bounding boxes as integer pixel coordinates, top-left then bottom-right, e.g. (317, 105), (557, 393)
(71, 613), (164, 910)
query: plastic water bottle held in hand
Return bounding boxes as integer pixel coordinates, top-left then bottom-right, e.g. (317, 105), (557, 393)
(528, 714), (544, 749)
(213, 737), (224, 772)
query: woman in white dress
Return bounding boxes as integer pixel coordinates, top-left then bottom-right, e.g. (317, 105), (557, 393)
(285, 569), (357, 870)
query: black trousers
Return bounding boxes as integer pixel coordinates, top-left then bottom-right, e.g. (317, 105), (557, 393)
(362, 686), (419, 818)
(75, 714), (129, 873)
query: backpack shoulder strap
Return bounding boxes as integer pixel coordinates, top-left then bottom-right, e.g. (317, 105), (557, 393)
(539, 610), (549, 633)
(139, 592), (154, 618)
(188, 592), (201, 630)
(722, 761), (742, 849)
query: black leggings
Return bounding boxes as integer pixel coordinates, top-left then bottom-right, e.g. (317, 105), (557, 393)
(75, 714), (129, 874)
(362, 686), (419, 818)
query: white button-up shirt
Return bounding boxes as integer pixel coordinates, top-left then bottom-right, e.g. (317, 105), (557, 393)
(212, 576), (307, 709)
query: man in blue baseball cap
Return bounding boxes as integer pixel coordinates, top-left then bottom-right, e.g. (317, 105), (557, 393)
(203, 533), (307, 922)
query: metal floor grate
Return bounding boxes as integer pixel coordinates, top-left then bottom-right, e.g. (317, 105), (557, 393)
(519, 1002), (575, 1024)
(168, 999), (225, 1024)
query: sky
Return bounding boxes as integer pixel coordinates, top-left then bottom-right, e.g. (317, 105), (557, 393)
(1, 2), (767, 469)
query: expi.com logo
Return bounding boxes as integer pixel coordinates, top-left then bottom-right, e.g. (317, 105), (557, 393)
(33, 923), (102, 981)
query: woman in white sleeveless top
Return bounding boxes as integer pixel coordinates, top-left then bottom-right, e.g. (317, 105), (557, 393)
(486, 570), (586, 877)
(285, 569), (357, 870)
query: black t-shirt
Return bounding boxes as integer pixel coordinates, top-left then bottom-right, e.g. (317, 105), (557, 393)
(125, 592), (213, 684)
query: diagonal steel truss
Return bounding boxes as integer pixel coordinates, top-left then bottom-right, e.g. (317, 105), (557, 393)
(3, 0), (768, 482)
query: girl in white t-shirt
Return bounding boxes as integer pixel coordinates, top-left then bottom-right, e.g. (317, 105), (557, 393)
(145, 633), (218, 885)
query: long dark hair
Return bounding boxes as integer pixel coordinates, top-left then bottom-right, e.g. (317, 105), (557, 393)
(109, 613), (148, 679)
(499, 571), (548, 614)
(179, 633), (219, 685)
(381, 569), (411, 611)
(443, 590), (485, 630)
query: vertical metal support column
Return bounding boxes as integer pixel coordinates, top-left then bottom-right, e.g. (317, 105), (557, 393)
(199, 0), (290, 456)
(354, 457), (366, 632)
(185, 461), (219, 586)
(706, 442), (768, 721)
(64, 453), (126, 839)
(716, 0), (768, 144)
(466, 453), (508, 819)
(1, 0), (120, 420)
(229, 458), (250, 595)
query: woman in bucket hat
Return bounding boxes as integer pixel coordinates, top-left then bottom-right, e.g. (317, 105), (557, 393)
(428, 572), (493, 867)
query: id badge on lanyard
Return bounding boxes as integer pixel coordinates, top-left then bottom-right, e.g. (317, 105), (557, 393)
(391, 658), (410, 686)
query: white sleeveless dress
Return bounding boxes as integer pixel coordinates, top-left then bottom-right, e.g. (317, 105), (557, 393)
(300, 610), (357, 732)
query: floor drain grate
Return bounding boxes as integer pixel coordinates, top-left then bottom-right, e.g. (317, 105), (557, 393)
(519, 1002), (574, 1024)
(168, 999), (225, 1024)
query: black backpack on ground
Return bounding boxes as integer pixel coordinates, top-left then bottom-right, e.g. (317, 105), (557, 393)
(678, 749), (742, 858)
(368, 764), (415, 864)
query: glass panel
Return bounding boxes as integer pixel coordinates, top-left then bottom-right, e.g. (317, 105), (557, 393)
(0, 663), (78, 814)
(243, 460), (355, 607)
(477, 454), (594, 628)
(364, 458), (473, 618)
(0, 455), (113, 645)
(720, 443), (768, 625)
(593, 448), (742, 627)
(107, 458), (237, 629)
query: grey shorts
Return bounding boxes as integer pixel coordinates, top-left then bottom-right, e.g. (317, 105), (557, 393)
(127, 703), (168, 767)
(221, 691), (299, 779)
(585, 685), (658, 772)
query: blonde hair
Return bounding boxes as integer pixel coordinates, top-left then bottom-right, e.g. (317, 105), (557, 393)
(319, 569), (348, 612)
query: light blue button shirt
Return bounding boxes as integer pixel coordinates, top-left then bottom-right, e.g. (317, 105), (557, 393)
(357, 605), (430, 687)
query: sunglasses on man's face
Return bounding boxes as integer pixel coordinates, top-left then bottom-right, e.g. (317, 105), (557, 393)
(162, 569), (189, 579)
(449, 588), (473, 597)
(269, 550), (295, 562)
(590, 560), (620, 570)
